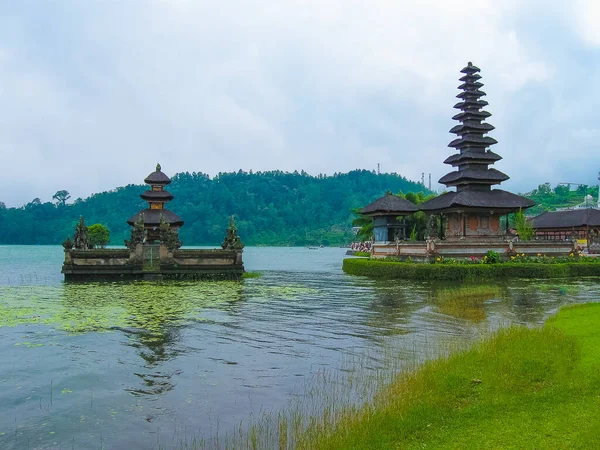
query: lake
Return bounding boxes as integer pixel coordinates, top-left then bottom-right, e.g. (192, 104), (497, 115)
(0, 246), (598, 449)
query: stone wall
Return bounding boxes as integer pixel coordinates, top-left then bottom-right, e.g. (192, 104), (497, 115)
(62, 246), (244, 280)
(371, 239), (575, 261)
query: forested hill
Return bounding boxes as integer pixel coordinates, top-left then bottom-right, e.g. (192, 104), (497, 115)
(0, 170), (430, 246)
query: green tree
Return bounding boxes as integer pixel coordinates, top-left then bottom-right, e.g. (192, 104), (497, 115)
(351, 208), (374, 241)
(52, 190), (71, 207)
(514, 208), (534, 241)
(88, 224), (111, 248)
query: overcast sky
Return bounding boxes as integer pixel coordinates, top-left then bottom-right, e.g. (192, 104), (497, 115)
(1, 0), (600, 207)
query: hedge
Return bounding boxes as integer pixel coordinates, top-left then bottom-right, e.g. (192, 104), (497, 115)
(342, 258), (600, 281)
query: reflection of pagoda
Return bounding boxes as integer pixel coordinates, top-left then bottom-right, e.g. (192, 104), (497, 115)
(420, 62), (534, 240)
(127, 164), (184, 242)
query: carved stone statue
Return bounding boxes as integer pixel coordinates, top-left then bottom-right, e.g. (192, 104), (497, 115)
(159, 214), (182, 251)
(221, 216), (245, 250)
(73, 216), (90, 249)
(427, 215), (438, 239)
(62, 236), (73, 250)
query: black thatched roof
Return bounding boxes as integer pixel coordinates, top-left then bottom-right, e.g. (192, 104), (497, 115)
(420, 189), (535, 212)
(432, 61), (528, 203)
(361, 192), (418, 215)
(531, 209), (600, 229)
(126, 208), (184, 227)
(140, 190), (174, 202)
(444, 150), (502, 166)
(461, 62), (481, 74)
(439, 168), (509, 185)
(144, 163), (171, 185)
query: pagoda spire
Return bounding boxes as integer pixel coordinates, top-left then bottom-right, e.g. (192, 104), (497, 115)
(439, 62), (508, 191)
(127, 164), (184, 242)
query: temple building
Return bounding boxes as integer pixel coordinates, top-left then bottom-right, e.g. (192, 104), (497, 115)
(127, 164), (184, 242)
(361, 192), (418, 242)
(531, 209), (600, 241)
(366, 63), (574, 260)
(420, 62), (534, 240)
(62, 164), (244, 280)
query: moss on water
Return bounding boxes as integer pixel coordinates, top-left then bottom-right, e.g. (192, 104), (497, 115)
(0, 281), (318, 334)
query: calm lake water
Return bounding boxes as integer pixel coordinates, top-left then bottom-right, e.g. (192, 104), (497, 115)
(0, 246), (598, 449)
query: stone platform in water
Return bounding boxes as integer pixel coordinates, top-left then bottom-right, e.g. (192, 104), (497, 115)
(62, 244), (244, 281)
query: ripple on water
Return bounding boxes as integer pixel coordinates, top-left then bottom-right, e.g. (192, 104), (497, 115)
(0, 247), (599, 449)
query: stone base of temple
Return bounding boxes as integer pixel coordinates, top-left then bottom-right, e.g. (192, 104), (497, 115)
(371, 239), (575, 261)
(62, 244), (244, 281)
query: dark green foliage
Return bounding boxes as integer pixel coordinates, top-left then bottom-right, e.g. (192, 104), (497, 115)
(0, 170), (427, 246)
(484, 250), (500, 264)
(342, 258), (600, 280)
(125, 214), (145, 250)
(525, 182), (599, 215)
(52, 190), (71, 207)
(159, 215), (182, 251)
(351, 208), (374, 241)
(88, 224), (111, 248)
(514, 208), (534, 241)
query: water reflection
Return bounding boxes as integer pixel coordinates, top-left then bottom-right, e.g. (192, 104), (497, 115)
(2, 246), (600, 450)
(59, 281), (245, 395)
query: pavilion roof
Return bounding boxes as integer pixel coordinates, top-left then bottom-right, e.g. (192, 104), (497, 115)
(144, 163), (171, 185)
(420, 189), (535, 212)
(438, 168), (509, 186)
(126, 208), (184, 227)
(530, 209), (600, 229)
(140, 190), (174, 202)
(361, 192), (418, 215)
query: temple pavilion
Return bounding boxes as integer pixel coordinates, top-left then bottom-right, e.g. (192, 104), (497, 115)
(127, 164), (184, 242)
(361, 192), (418, 242)
(420, 62), (534, 240)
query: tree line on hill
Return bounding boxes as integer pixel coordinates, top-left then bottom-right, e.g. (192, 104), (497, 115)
(525, 183), (599, 215)
(0, 169), (429, 247)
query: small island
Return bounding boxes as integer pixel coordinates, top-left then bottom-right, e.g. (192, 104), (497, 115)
(61, 164), (244, 281)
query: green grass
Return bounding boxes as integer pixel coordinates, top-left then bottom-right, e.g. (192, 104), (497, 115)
(307, 303), (600, 449)
(343, 258), (600, 280)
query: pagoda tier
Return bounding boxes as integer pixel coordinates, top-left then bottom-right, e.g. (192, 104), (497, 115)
(420, 62), (534, 217)
(126, 164), (184, 238)
(440, 62), (508, 190)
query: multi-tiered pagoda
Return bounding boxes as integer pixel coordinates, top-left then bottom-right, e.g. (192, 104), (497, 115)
(127, 164), (184, 242)
(420, 62), (534, 240)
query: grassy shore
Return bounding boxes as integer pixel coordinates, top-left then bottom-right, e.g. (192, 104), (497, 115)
(343, 257), (600, 280)
(305, 303), (600, 449)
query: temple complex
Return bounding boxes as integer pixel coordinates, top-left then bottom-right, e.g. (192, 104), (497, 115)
(368, 63), (574, 260)
(419, 62), (534, 239)
(62, 165), (244, 280)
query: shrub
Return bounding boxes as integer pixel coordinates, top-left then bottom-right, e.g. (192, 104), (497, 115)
(515, 208), (535, 241)
(484, 250), (500, 264)
(88, 223), (111, 248)
(342, 258), (600, 281)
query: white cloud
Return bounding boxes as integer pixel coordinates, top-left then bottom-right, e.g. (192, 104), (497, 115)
(0, 0), (594, 206)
